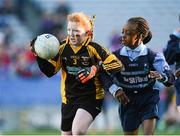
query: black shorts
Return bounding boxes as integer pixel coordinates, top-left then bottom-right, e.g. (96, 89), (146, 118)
(61, 97), (103, 131)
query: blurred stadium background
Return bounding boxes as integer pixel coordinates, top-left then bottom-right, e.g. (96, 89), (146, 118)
(0, 0), (180, 135)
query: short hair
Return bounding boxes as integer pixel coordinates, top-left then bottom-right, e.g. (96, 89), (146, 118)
(127, 17), (152, 44)
(67, 12), (93, 32)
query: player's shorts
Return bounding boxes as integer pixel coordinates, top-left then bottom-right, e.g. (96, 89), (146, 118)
(61, 96), (103, 131)
(175, 78), (180, 105)
(119, 89), (160, 132)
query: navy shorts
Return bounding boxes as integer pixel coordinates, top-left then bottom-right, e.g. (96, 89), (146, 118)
(61, 97), (103, 131)
(175, 78), (180, 105)
(119, 89), (160, 132)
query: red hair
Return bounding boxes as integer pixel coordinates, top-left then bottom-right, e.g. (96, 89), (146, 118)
(67, 12), (93, 36)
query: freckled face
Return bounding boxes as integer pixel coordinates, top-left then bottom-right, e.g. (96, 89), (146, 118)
(121, 23), (140, 49)
(67, 21), (87, 46)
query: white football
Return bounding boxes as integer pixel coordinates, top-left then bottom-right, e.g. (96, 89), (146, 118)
(34, 34), (60, 59)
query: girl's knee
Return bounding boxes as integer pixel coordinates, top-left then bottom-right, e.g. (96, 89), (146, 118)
(72, 127), (87, 135)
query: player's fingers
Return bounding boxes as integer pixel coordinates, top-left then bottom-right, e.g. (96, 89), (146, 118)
(116, 96), (122, 103)
(149, 71), (154, 74)
(81, 72), (96, 83)
(149, 71), (157, 78)
(149, 71), (155, 76)
(122, 96), (127, 105)
(82, 79), (88, 83)
(80, 75), (86, 80)
(121, 94), (130, 105)
(148, 72), (153, 78)
(156, 75), (162, 80)
(78, 73), (84, 78)
(123, 94), (130, 104)
(153, 72), (162, 79)
(81, 75), (91, 83)
(117, 95), (125, 105)
(120, 97), (126, 105)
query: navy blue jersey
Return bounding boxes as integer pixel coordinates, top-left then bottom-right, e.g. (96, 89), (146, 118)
(164, 34), (180, 106)
(113, 48), (156, 92)
(164, 34), (180, 69)
(101, 44), (174, 93)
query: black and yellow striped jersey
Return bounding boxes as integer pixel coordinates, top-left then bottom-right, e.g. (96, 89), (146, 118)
(36, 37), (123, 104)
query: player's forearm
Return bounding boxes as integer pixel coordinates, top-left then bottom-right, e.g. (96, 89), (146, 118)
(36, 57), (56, 77)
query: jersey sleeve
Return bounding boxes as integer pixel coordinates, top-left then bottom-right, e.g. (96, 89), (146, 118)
(163, 40), (178, 65)
(88, 42), (123, 74)
(153, 52), (175, 87)
(36, 53), (61, 77)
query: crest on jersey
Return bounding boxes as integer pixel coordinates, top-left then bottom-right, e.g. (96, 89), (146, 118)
(81, 56), (90, 66)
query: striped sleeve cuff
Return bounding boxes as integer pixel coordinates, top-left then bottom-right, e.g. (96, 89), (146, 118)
(109, 84), (122, 97)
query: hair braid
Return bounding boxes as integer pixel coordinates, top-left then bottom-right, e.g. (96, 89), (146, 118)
(128, 17), (152, 44)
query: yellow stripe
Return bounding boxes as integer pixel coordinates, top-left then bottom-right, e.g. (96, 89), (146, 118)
(70, 44), (83, 54)
(48, 60), (56, 67)
(104, 64), (122, 70)
(104, 62), (122, 67)
(87, 46), (102, 60)
(104, 67), (120, 71)
(104, 65), (122, 70)
(87, 45), (95, 64)
(54, 56), (62, 73)
(61, 69), (67, 104)
(94, 76), (104, 99)
(48, 39), (67, 72)
(68, 37), (91, 54)
(59, 38), (68, 55)
(104, 62), (122, 68)
(84, 37), (91, 46)
(103, 54), (119, 64)
(87, 46), (123, 71)
(60, 39), (68, 103)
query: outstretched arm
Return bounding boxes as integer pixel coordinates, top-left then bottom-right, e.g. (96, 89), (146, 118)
(152, 52), (175, 87)
(99, 72), (130, 106)
(29, 38), (61, 77)
(36, 56), (58, 77)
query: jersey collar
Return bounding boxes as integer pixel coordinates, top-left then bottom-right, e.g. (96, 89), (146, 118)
(120, 43), (148, 57)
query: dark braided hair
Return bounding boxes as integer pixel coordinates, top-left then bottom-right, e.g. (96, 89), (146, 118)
(127, 17), (152, 44)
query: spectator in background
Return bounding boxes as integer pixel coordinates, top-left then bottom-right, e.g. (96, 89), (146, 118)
(56, 0), (71, 17)
(0, 33), (10, 79)
(15, 0), (26, 22)
(163, 28), (180, 113)
(0, 0), (15, 15)
(14, 47), (42, 78)
(39, 11), (56, 34)
(109, 30), (123, 52)
(52, 0), (71, 40)
(39, 0), (70, 41)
